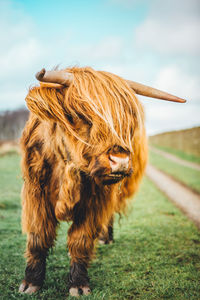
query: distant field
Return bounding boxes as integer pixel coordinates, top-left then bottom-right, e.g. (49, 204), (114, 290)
(150, 145), (200, 165)
(149, 127), (200, 193)
(149, 127), (200, 158)
(0, 153), (200, 299)
(0, 140), (20, 157)
(149, 150), (200, 194)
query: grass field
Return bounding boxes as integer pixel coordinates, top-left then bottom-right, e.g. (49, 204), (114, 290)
(149, 150), (200, 194)
(150, 145), (200, 165)
(0, 153), (200, 300)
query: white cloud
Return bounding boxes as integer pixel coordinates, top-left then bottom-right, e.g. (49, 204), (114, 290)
(144, 102), (200, 135)
(132, 0), (200, 134)
(67, 36), (124, 62)
(135, 19), (200, 55)
(140, 64), (200, 134)
(0, 1), (44, 108)
(154, 66), (200, 102)
(0, 38), (42, 80)
(135, 0), (200, 55)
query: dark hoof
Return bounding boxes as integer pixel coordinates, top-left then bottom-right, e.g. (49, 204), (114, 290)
(19, 280), (41, 294)
(69, 262), (90, 297)
(69, 286), (91, 297)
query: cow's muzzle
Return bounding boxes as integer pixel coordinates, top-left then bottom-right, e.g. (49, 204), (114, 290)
(102, 153), (132, 185)
(109, 154), (129, 173)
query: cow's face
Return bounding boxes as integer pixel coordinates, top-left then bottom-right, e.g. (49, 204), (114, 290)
(55, 68), (145, 186)
(63, 111), (134, 185)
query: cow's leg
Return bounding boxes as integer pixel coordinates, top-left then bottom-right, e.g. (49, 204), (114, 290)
(67, 220), (95, 297)
(99, 216), (114, 245)
(19, 181), (58, 294)
(19, 183), (57, 294)
(19, 231), (56, 294)
(19, 149), (58, 294)
(67, 188), (109, 297)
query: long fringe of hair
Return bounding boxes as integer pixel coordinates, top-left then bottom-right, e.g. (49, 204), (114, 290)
(26, 67), (144, 151)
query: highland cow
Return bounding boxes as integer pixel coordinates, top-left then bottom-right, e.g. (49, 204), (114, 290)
(19, 67), (186, 296)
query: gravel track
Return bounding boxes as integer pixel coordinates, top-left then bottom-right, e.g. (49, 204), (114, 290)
(146, 164), (200, 229)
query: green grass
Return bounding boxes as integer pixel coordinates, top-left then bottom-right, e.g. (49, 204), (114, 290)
(151, 145), (200, 165)
(0, 154), (200, 299)
(149, 150), (200, 194)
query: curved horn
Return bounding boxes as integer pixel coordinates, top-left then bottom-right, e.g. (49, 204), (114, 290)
(126, 80), (186, 103)
(35, 68), (186, 103)
(35, 68), (73, 86)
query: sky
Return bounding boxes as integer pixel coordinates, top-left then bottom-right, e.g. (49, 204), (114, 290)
(0, 0), (199, 135)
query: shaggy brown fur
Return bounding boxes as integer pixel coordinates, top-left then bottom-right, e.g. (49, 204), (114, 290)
(19, 67), (148, 296)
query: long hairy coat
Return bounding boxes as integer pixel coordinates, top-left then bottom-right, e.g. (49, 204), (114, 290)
(20, 67), (147, 294)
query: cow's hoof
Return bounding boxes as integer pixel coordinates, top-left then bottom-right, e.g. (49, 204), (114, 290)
(69, 286), (91, 297)
(19, 280), (41, 294)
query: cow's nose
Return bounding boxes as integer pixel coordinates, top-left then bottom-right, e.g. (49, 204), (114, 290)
(109, 154), (129, 172)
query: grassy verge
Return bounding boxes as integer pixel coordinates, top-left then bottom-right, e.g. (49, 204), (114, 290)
(149, 127), (200, 157)
(0, 154), (200, 299)
(150, 145), (200, 165)
(149, 150), (200, 194)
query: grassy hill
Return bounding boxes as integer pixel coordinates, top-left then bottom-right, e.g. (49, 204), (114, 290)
(149, 127), (200, 158)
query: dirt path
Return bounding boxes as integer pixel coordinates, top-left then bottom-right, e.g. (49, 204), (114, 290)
(146, 164), (200, 229)
(150, 146), (200, 171)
